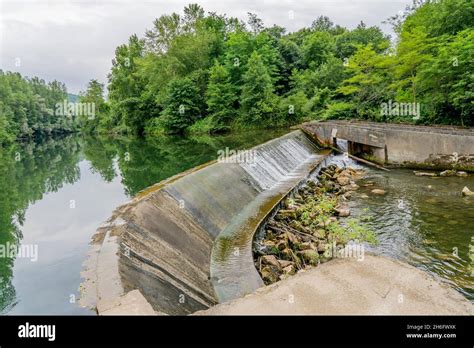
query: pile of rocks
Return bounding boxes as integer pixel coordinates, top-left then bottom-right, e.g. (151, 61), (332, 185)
(253, 164), (372, 285)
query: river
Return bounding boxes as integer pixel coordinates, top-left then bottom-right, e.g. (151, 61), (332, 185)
(0, 130), (472, 314)
(0, 129), (288, 314)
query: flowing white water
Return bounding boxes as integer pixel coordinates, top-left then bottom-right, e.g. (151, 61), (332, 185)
(332, 138), (364, 169)
(239, 136), (317, 190)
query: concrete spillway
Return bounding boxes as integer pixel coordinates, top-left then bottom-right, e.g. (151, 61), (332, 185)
(84, 130), (328, 315)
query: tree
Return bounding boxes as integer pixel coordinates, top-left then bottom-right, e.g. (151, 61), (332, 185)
(205, 62), (237, 131)
(311, 16), (334, 32)
(338, 44), (394, 120)
(247, 13), (263, 34)
(160, 77), (202, 133)
(335, 22), (389, 59)
(78, 79), (108, 133)
(240, 51), (278, 125)
(301, 31), (335, 68)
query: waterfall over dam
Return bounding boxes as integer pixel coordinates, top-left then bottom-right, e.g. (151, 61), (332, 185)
(86, 130), (328, 315)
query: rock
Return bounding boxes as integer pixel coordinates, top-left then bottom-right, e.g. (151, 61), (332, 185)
(335, 205), (351, 217)
(343, 183), (359, 192)
(360, 194), (369, 199)
(278, 260), (294, 268)
(263, 240), (276, 248)
(371, 189), (386, 195)
(426, 185), (433, 191)
(456, 171), (468, 177)
(414, 171), (437, 177)
(461, 186), (474, 197)
(261, 266), (279, 283)
(440, 170), (456, 177)
(285, 232), (300, 245)
(299, 242), (315, 250)
(298, 249), (319, 265)
(312, 229), (326, 238)
(282, 264), (296, 276)
(317, 242), (327, 253)
(336, 176), (350, 186)
(342, 192), (352, 200)
(350, 183), (360, 191)
(261, 255), (281, 269)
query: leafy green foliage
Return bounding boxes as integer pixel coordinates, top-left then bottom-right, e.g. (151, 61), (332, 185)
(159, 77), (202, 133)
(2, 0), (471, 143)
(0, 71), (75, 144)
(204, 62), (237, 132)
(239, 51), (278, 126)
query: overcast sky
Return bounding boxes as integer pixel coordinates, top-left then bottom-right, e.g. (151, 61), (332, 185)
(0, 0), (411, 94)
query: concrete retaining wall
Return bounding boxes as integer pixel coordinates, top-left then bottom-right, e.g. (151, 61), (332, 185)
(302, 121), (474, 171)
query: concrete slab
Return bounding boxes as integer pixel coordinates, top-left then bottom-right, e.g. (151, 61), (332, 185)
(196, 255), (474, 315)
(100, 290), (157, 315)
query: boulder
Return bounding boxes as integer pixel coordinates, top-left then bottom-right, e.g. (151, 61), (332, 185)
(278, 260), (294, 268)
(261, 266), (279, 283)
(282, 264), (296, 276)
(462, 186), (474, 197)
(414, 171), (437, 177)
(261, 255), (281, 269)
(336, 176), (351, 186)
(298, 249), (319, 265)
(371, 189), (386, 195)
(335, 205), (351, 217)
(440, 170), (456, 177)
(457, 171), (468, 177)
(312, 229), (326, 238)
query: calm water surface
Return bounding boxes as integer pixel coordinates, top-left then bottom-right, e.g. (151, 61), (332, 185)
(349, 167), (474, 301)
(0, 130), (288, 314)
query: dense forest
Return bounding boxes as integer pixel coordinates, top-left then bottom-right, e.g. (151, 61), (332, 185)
(0, 0), (472, 144)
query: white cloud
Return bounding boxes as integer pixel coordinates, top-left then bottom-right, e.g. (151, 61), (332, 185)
(0, 0), (411, 94)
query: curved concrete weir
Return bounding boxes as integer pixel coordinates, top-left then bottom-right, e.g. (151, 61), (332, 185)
(83, 130), (328, 315)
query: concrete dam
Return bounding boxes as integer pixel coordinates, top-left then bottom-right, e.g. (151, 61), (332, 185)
(82, 121), (474, 315)
(85, 130), (329, 315)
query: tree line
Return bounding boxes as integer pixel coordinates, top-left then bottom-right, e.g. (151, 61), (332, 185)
(90, 0), (474, 134)
(0, 0), (472, 144)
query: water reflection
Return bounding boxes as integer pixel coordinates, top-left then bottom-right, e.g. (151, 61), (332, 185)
(0, 136), (81, 312)
(0, 129), (288, 314)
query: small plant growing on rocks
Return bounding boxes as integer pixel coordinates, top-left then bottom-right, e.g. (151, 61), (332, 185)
(253, 164), (377, 285)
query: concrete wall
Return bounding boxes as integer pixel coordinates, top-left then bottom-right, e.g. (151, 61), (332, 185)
(302, 121), (474, 171)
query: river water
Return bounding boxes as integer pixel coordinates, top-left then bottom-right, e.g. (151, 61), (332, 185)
(0, 131), (472, 314)
(0, 130), (288, 314)
(347, 163), (474, 301)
